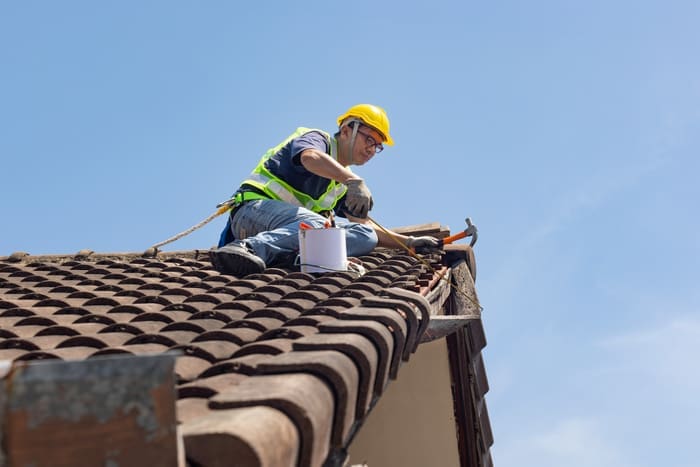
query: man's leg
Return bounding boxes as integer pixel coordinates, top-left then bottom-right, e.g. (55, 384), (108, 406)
(337, 220), (378, 257)
(211, 200), (326, 275)
(211, 199), (379, 276)
(232, 199), (327, 266)
(237, 203), (379, 261)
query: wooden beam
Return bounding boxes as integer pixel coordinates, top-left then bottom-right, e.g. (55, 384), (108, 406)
(390, 222), (450, 238)
(420, 316), (480, 343)
(1, 354), (179, 467)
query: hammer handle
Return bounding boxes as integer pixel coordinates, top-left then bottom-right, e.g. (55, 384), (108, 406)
(442, 231), (468, 245)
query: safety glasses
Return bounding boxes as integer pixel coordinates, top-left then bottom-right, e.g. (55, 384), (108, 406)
(355, 128), (384, 154)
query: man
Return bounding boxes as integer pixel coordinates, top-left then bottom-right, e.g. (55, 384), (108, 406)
(210, 104), (439, 276)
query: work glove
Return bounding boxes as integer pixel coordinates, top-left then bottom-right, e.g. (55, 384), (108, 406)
(345, 178), (373, 218)
(406, 235), (441, 251)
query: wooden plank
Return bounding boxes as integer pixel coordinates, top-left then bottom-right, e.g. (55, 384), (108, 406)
(3, 354), (178, 467)
(389, 222), (450, 238)
(420, 315), (480, 343)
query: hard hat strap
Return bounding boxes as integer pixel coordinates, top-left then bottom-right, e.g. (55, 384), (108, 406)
(348, 120), (360, 161)
(339, 118), (362, 164)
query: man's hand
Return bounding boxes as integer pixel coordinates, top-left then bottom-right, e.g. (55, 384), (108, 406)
(345, 178), (373, 218)
(406, 235), (441, 250)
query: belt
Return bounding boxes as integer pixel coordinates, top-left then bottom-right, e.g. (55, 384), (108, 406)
(233, 190), (270, 204)
(225, 191), (271, 219)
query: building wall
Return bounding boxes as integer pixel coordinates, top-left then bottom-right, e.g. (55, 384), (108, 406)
(347, 338), (460, 467)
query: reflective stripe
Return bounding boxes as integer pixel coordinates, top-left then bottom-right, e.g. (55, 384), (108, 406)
(245, 173), (303, 207)
(319, 183), (347, 209)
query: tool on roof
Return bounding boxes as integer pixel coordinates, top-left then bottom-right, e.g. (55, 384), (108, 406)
(367, 214), (483, 312)
(439, 217), (478, 247)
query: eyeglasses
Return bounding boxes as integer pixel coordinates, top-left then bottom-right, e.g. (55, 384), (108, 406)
(356, 128), (384, 154)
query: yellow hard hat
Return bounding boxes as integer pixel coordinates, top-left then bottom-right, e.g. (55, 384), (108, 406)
(337, 104), (394, 146)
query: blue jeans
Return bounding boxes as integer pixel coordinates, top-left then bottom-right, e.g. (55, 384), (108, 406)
(227, 199), (378, 266)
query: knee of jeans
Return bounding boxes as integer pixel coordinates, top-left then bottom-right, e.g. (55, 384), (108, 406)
(297, 213), (330, 229)
(347, 223), (378, 255)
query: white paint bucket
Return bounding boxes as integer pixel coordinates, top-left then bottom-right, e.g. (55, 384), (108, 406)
(298, 227), (347, 273)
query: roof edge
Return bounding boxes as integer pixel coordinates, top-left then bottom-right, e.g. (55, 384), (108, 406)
(1, 249), (214, 264)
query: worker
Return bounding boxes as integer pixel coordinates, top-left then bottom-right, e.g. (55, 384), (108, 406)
(210, 103), (440, 276)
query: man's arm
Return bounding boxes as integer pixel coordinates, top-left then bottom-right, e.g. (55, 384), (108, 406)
(299, 148), (355, 183)
(346, 214), (442, 250)
(301, 148), (372, 218)
(346, 214), (411, 248)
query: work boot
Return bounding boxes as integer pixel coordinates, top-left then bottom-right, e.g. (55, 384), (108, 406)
(210, 242), (266, 276)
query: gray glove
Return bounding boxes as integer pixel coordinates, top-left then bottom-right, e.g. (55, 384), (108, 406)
(406, 235), (441, 250)
(345, 178), (373, 218)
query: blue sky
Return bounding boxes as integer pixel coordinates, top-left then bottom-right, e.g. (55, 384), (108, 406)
(2, 1), (699, 466)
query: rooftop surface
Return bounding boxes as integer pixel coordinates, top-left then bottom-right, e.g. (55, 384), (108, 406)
(0, 235), (491, 466)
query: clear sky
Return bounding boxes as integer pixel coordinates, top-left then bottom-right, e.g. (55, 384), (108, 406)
(2, 2), (699, 466)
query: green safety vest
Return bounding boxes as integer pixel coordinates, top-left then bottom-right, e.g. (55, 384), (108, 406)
(241, 127), (348, 213)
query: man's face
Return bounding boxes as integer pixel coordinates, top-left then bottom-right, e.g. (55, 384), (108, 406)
(342, 124), (385, 166)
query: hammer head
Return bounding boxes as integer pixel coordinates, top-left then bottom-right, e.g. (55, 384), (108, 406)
(439, 217), (479, 247)
(464, 218), (478, 246)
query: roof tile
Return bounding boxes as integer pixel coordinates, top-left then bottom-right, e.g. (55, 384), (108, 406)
(158, 330), (200, 345)
(182, 406), (299, 467)
(259, 325), (317, 341)
(199, 354), (271, 378)
(75, 314), (115, 325)
(233, 338), (295, 357)
(0, 348), (29, 360)
(194, 328), (262, 345)
(382, 287), (433, 351)
(361, 295), (421, 359)
(224, 317), (285, 333)
(174, 340), (240, 362)
(246, 306), (301, 321)
(292, 332), (377, 417)
(182, 372), (248, 396)
(318, 319), (394, 396)
(56, 335), (107, 349)
(174, 355), (212, 383)
(94, 342), (169, 357)
(337, 307), (408, 379)
(176, 397), (211, 423)
(34, 324), (78, 337)
(210, 373), (334, 467)
(256, 350), (358, 447)
(84, 332), (133, 347)
(184, 318), (228, 332)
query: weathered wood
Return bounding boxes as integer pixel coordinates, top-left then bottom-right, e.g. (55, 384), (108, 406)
(389, 222), (450, 238)
(444, 254), (492, 467)
(2, 354), (178, 467)
(423, 269), (453, 316)
(443, 244), (477, 281)
(420, 315), (480, 343)
(449, 259), (481, 318)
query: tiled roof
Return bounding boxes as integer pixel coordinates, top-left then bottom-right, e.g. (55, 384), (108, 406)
(0, 240), (491, 466)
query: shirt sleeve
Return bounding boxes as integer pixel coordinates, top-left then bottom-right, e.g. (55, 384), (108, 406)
(289, 131), (330, 167)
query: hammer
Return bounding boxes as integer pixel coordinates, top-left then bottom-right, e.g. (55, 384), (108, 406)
(440, 217), (478, 247)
